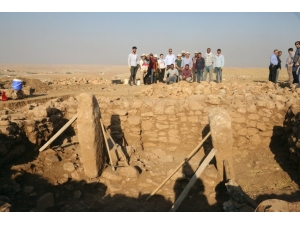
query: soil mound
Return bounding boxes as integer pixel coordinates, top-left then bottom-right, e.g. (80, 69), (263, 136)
(0, 78), (52, 94)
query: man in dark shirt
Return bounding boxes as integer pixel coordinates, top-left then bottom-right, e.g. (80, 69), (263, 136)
(195, 53), (205, 83)
(275, 51), (282, 83)
(293, 41), (300, 84)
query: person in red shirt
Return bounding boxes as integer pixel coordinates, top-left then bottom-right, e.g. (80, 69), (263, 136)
(180, 64), (193, 82)
(148, 53), (156, 84)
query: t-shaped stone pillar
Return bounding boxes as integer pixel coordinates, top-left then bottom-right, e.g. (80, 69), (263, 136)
(208, 107), (234, 181)
(77, 93), (105, 178)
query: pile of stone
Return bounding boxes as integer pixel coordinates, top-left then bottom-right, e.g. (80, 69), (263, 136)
(49, 77), (109, 86)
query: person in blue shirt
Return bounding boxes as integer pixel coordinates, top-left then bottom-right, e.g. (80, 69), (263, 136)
(269, 49), (278, 83)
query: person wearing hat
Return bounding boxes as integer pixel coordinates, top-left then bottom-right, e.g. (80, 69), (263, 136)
(181, 51), (186, 58)
(139, 54), (149, 84)
(128, 46), (139, 86)
(192, 51), (198, 82)
(180, 52), (193, 80)
(175, 54), (182, 81)
(157, 54), (166, 83)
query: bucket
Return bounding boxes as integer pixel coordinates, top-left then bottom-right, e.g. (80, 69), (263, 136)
(123, 78), (129, 85)
(136, 79), (141, 86)
(12, 79), (23, 91)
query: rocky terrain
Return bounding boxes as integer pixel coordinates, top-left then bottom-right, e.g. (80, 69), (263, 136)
(0, 65), (300, 212)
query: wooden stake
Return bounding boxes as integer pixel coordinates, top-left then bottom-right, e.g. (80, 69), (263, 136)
(169, 148), (217, 212)
(100, 118), (116, 171)
(39, 114), (78, 152)
(146, 131), (211, 201)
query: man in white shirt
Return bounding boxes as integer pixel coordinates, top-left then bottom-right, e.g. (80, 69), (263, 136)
(157, 54), (166, 83)
(164, 48), (176, 70)
(128, 46), (139, 86)
(203, 48), (215, 82)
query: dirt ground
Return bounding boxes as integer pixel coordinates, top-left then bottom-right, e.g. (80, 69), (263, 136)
(1, 64), (299, 212)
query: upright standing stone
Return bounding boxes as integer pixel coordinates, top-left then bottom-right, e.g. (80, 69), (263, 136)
(208, 107), (234, 181)
(77, 93), (104, 178)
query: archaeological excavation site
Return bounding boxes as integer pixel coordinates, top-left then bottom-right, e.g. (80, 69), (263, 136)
(1, 74), (300, 212)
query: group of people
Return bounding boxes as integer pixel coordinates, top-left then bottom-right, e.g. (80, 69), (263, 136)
(269, 41), (300, 85)
(127, 46), (225, 86)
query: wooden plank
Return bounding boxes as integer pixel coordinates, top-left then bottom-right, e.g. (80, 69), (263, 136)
(39, 114), (77, 152)
(100, 118), (116, 171)
(146, 131), (211, 201)
(169, 148), (217, 212)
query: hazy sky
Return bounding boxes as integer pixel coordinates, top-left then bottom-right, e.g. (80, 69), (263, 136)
(0, 12), (299, 67)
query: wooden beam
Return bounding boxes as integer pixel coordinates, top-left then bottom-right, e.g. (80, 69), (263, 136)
(39, 114), (77, 152)
(146, 131), (211, 201)
(169, 148), (217, 212)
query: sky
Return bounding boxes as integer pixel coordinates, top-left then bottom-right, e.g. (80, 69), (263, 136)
(1, 3), (299, 68)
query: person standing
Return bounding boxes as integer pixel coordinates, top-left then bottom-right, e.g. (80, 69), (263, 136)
(195, 52), (205, 83)
(192, 52), (198, 82)
(286, 48), (294, 85)
(165, 48), (176, 70)
(292, 41), (300, 84)
(181, 52), (193, 72)
(175, 54), (182, 82)
(139, 54), (148, 84)
(269, 49), (278, 83)
(275, 51), (282, 83)
(214, 49), (225, 83)
(203, 48), (215, 82)
(181, 51), (186, 59)
(128, 46), (139, 86)
(157, 54), (166, 83)
(148, 53), (156, 84)
(153, 54), (159, 83)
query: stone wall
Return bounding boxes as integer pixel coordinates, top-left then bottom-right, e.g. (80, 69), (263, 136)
(0, 97), (78, 166)
(98, 81), (300, 164)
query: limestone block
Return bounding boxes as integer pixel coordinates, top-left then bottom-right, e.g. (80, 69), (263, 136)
(237, 128), (247, 136)
(237, 108), (247, 114)
(141, 112), (154, 117)
(127, 116), (141, 126)
(248, 128), (258, 135)
(248, 114), (260, 120)
(235, 117), (246, 123)
(112, 109), (128, 116)
(142, 121), (153, 131)
(250, 134), (262, 145)
(118, 166), (139, 178)
(188, 101), (202, 111)
(208, 107), (234, 180)
(77, 93), (105, 178)
(165, 106), (175, 114)
(247, 105), (256, 113)
(266, 101), (275, 109)
(188, 116), (198, 123)
(156, 123), (169, 130)
(257, 122), (266, 131)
